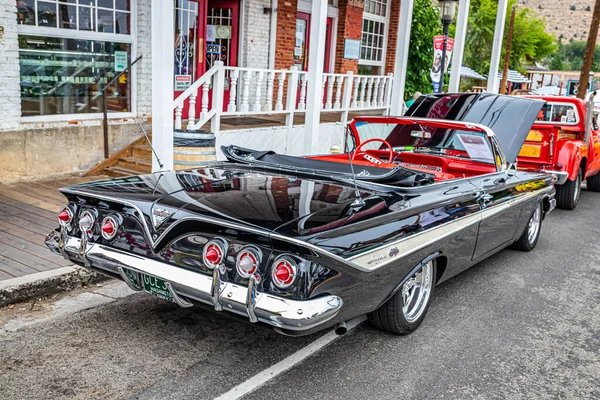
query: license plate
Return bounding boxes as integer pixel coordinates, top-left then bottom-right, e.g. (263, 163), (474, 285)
(519, 144), (542, 158)
(123, 268), (173, 302)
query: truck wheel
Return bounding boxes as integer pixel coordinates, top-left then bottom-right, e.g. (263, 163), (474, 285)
(555, 169), (582, 210)
(512, 202), (542, 251)
(368, 260), (436, 335)
(587, 172), (600, 192)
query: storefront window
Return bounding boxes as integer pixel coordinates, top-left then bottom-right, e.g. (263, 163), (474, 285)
(359, 0), (388, 74)
(18, 35), (132, 116)
(16, 0), (133, 117)
(17, 0), (131, 34)
(174, 0), (199, 82)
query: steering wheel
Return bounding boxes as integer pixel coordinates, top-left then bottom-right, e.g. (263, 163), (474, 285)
(352, 138), (394, 166)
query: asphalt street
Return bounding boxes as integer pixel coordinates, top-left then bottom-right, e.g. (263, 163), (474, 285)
(1, 189), (599, 400)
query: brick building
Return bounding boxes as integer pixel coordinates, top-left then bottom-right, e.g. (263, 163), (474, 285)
(1, 0), (405, 181)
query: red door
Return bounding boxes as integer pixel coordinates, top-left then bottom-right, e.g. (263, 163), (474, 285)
(294, 12), (333, 73)
(174, 0), (240, 121)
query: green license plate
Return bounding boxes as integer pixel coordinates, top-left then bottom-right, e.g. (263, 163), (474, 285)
(123, 268), (173, 302)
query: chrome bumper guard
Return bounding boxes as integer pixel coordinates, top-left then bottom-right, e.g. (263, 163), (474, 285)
(45, 231), (343, 332)
(545, 170), (569, 185)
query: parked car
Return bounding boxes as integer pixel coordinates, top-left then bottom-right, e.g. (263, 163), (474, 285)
(45, 94), (555, 336)
(407, 93), (600, 210)
(518, 96), (600, 209)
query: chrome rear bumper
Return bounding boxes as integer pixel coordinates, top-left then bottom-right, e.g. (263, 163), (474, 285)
(45, 230), (342, 332)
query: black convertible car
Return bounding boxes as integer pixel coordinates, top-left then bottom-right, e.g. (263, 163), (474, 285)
(45, 94), (556, 336)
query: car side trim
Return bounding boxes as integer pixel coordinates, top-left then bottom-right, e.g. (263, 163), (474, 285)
(346, 186), (553, 271)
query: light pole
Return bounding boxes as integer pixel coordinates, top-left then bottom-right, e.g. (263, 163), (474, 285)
(439, 0), (458, 93)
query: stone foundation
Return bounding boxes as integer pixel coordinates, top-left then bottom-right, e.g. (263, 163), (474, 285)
(0, 119), (150, 182)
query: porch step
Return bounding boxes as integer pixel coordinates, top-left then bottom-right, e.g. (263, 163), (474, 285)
(116, 156), (152, 173)
(132, 144), (153, 159)
(104, 166), (146, 178)
(85, 133), (152, 178)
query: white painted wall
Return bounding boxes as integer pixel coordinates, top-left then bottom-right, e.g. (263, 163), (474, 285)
(0, 0), (22, 131)
(215, 123), (347, 160)
(136, 0), (153, 116)
(242, 0), (271, 69)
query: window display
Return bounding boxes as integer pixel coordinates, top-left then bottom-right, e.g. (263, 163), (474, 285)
(19, 35), (132, 116)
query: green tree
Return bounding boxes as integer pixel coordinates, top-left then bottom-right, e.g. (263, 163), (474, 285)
(545, 40), (600, 71)
(464, 0), (556, 75)
(404, 0), (442, 100)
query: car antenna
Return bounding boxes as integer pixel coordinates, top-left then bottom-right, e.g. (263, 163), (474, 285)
(345, 124), (366, 211)
(136, 119), (167, 172)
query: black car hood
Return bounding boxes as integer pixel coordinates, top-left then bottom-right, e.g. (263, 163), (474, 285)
(405, 93), (545, 164)
(61, 165), (389, 234)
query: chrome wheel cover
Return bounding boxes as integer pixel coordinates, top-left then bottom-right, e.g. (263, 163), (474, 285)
(527, 204), (542, 244)
(402, 260), (433, 323)
(574, 172), (582, 203)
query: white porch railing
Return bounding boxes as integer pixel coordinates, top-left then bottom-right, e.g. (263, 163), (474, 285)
(173, 61), (394, 133)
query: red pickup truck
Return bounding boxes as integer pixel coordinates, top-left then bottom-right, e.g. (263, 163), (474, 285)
(518, 96), (600, 209)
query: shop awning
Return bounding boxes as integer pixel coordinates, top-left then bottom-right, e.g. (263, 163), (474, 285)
(460, 66), (486, 80)
(495, 70), (531, 83)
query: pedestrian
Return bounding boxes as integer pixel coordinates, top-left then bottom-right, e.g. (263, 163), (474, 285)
(405, 92), (422, 109)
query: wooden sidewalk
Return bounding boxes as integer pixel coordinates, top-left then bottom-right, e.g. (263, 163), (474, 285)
(0, 175), (105, 281)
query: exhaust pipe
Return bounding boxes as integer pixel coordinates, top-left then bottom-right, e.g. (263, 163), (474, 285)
(334, 321), (347, 335)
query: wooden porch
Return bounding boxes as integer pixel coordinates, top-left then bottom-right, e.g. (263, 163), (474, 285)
(0, 175), (104, 281)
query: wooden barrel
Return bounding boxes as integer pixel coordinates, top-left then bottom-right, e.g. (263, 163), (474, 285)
(173, 129), (216, 170)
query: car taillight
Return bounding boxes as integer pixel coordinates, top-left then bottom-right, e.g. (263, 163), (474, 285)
(271, 256), (297, 289)
(58, 206), (73, 226)
(203, 239), (227, 269)
(236, 246), (262, 278)
(101, 216), (119, 240)
(78, 210), (96, 238)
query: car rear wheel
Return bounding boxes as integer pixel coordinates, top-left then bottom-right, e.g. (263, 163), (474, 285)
(368, 260), (436, 335)
(512, 202), (542, 251)
(587, 172), (600, 192)
(555, 169), (582, 210)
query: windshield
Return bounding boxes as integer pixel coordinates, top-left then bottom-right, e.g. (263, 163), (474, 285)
(353, 121), (496, 164)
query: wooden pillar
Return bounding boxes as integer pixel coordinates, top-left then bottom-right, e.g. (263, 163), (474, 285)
(487, 0), (508, 94)
(389, 0), (415, 116)
(304, 0), (328, 155)
(151, 0), (174, 171)
(578, 0), (600, 99)
(448, 0), (470, 92)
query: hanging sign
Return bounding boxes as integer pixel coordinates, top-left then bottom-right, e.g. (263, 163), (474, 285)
(430, 35), (455, 93)
(206, 25), (217, 42)
(216, 25), (231, 39)
(343, 38), (361, 60)
(174, 74), (192, 91)
(114, 51), (128, 72)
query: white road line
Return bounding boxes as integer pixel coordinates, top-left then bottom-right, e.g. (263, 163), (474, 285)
(214, 316), (367, 400)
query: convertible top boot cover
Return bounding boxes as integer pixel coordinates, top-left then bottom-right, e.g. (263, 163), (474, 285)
(405, 93), (545, 164)
(221, 145), (435, 187)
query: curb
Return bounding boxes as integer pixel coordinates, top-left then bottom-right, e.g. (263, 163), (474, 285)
(0, 267), (109, 307)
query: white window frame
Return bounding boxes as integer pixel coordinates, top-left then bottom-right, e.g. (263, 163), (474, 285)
(358, 0), (391, 73)
(16, 0), (137, 122)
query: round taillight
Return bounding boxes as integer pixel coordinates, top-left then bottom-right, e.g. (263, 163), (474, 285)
(236, 247), (262, 278)
(203, 239), (227, 269)
(78, 210), (96, 238)
(271, 256), (297, 289)
(58, 206), (73, 226)
(101, 216), (119, 240)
